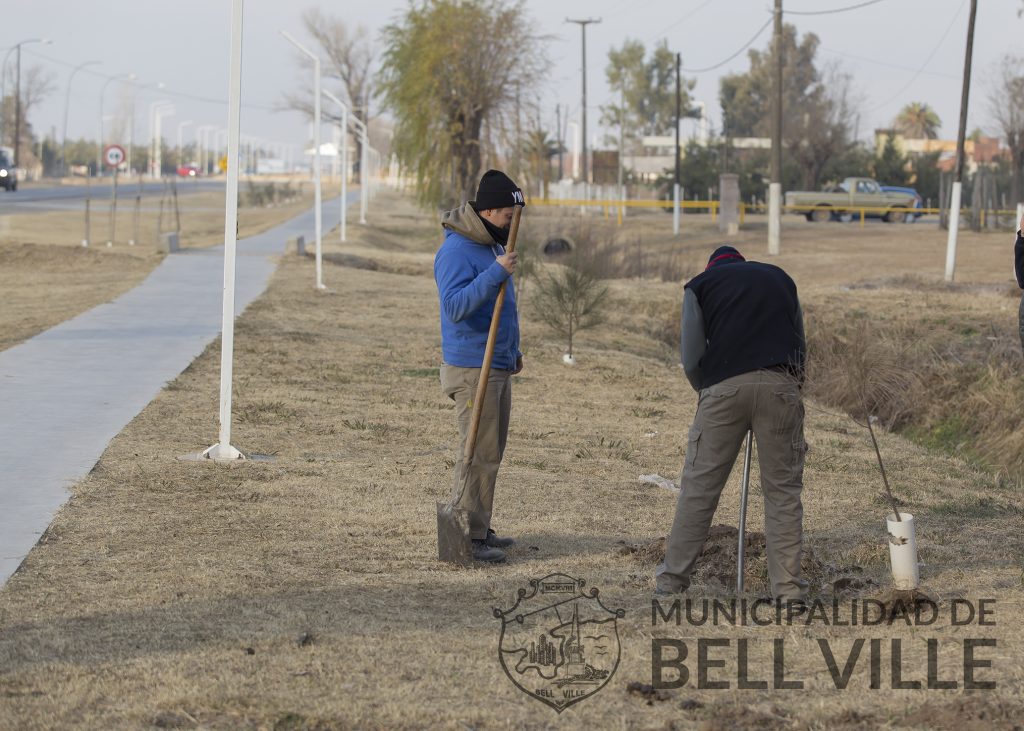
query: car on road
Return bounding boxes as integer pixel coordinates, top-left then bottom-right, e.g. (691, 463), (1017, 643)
(0, 151), (17, 191)
(879, 185), (924, 221)
(785, 177), (917, 222)
(177, 164), (201, 178)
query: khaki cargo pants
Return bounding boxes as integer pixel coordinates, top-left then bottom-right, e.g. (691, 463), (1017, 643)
(441, 364), (512, 541)
(656, 369), (809, 601)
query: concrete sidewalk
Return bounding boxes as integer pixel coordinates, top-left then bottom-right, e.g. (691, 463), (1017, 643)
(0, 195), (351, 585)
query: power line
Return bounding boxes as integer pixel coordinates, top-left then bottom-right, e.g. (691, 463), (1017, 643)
(680, 17), (773, 73)
(23, 47), (278, 112)
(644, 0), (716, 45)
(786, 0), (887, 15)
(866, 0), (968, 113)
(821, 46), (959, 80)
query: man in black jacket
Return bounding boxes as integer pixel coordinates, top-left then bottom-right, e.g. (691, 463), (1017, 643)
(655, 246), (809, 603)
(1013, 214), (1024, 351)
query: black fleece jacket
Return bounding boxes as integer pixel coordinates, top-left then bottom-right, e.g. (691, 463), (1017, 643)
(1015, 230), (1024, 288)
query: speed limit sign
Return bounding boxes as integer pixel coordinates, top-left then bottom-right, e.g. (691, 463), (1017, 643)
(103, 144), (126, 169)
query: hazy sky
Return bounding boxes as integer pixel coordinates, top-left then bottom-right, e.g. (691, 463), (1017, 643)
(5, 0), (1021, 156)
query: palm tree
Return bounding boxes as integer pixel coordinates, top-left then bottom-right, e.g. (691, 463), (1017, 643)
(521, 128), (560, 198)
(893, 102), (941, 140)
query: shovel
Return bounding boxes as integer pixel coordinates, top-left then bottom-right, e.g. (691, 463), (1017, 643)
(736, 430), (753, 593)
(437, 206), (523, 565)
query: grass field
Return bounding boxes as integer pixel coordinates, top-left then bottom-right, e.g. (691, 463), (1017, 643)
(0, 189), (1022, 729)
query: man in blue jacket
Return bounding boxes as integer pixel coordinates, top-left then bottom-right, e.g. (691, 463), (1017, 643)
(435, 170), (525, 563)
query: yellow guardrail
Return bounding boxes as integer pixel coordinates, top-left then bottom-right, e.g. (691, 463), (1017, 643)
(527, 197), (1019, 228)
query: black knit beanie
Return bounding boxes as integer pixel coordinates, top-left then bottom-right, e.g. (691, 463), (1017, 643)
(705, 245), (745, 270)
(473, 169), (526, 210)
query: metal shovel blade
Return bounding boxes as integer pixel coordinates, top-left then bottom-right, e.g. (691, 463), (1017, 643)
(437, 501), (473, 566)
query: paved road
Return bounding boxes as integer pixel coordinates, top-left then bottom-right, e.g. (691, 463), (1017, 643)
(0, 193), (352, 585)
(0, 179), (224, 214)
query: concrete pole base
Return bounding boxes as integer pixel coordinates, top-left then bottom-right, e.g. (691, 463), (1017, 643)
(201, 442), (246, 462)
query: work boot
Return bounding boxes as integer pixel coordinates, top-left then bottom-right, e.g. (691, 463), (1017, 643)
(485, 528), (515, 548)
(472, 540), (507, 563)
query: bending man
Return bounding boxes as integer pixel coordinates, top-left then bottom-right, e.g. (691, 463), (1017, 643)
(656, 246), (808, 603)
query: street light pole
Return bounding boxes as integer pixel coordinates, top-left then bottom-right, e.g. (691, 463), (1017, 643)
(61, 60), (100, 178)
(321, 89), (349, 243)
(98, 73), (135, 175)
(348, 114), (369, 225)
(566, 18), (600, 187)
(177, 120), (194, 169)
(127, 82), (164, 175)
(281, 30), (325, 290)
(149, 101), (174, 178)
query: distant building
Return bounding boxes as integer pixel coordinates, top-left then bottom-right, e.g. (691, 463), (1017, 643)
(873, 129), (1007, 175)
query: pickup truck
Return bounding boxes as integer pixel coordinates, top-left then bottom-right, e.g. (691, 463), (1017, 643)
(784, 177), (917, 222)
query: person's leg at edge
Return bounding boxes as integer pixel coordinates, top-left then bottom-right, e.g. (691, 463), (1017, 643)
(440, 364), (509, 541)
(751, 370), (809, 602)
(656, 376), (753, 593)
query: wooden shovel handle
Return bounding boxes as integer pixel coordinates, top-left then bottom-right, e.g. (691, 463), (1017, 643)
(464, 206), (523, 464)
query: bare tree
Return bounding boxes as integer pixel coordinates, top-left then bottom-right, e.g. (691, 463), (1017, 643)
(1, 65), (57, 163)
(785, 63), (861, 190)
(988, 54), (1024, 205)
(281, 9), (375, 181)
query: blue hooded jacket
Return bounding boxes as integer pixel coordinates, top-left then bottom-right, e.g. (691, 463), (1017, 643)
(434, 203), (521, 370)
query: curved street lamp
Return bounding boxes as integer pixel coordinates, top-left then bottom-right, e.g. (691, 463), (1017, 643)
(98, 72), (136, 175)
(127, 81), (163, 174)
(60, 60), (101, 177)
(280, 29), (324, 290)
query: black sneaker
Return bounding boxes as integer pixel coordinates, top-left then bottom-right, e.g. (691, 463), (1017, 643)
(472, 540), (507, 563)
(485, 528), (515, 548)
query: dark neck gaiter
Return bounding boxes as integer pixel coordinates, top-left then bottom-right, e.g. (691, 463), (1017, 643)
(479, 214), (510, 246)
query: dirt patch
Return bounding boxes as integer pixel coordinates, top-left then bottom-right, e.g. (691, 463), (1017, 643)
(619, 525), (874, 597)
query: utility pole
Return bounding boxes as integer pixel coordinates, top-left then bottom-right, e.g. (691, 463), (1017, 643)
(556, 103), (563, 180)
(675, 53), (681, 188)
(566, 17), (601, 186)
(674, 52), (681, 236)
(768, 0), (784, 255)
(944, 0), (978, 283)
(14, 46), (22, 169)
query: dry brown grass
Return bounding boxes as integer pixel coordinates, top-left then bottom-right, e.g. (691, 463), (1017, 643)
(0, 179), (336, 351)
(0, 192), (1022, 729)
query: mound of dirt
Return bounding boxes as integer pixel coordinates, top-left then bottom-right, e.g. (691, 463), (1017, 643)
(619, 524), (873, 596)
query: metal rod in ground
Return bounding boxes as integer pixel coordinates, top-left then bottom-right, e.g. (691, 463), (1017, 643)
(866, 415), (901, 522)
(737, 430), (753, 594)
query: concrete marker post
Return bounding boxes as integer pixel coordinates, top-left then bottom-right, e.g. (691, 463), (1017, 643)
(945, 183), (962, 282)
(768, 183), (781, 256)
(82, 173), (90, 247)
(108, 169), (118, 247)
(672, 182), (680, 236)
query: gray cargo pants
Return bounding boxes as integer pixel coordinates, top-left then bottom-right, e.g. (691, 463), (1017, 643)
(441, 364), (512, 541)
(656, 369), (809, 601)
